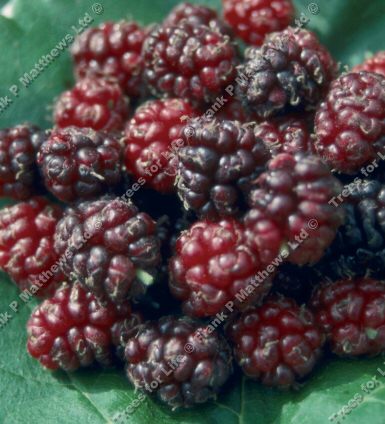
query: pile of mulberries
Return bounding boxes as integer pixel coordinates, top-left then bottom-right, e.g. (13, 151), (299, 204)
(2, 0), (385, 413)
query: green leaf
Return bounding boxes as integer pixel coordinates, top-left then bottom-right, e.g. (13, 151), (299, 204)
(1, 0), (385, 423)
(2, 271), (385, 424)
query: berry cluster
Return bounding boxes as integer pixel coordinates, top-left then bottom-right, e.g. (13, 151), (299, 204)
(1, 0), (385, 413)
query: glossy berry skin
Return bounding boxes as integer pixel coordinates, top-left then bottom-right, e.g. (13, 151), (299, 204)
(37, 127), (122, 203)
(255, 116), (314, 155)
(315, 72), (385, 174)
(54, 77), (129, 132)
(110, 310), (143, 360)
(0, 197), (64, 297)
(216, 98), (258, 123)
(245, 153), (345, 265)
(353, 51), (385, 77)
(0, 124), (46, 200)
(222, 0), (294, 46)
(27, 282), (141, 371)
(71, 21), (147, 97)
(122, 99), (198, 193)
(54, 198), (161, 305)
(142, 20), (239, 105)
(310, 278), (385, 357)
(313, 179), (385, 281)
(238, 27), (337, 118)
(169, 219), (273, 318)
(124, 316), (233, 408)
(164, 2), (230, 35)
(228, 296), (324, 387)
(176, 119), (270, 220)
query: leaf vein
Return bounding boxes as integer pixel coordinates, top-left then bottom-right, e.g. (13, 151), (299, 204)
(66, 373), (113, 424)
